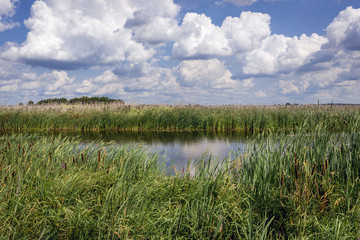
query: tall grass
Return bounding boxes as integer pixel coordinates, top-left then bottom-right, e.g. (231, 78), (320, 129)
(1, 129), (359, 239)
(1, 104), (359, 133)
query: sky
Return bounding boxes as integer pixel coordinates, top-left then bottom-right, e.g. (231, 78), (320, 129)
(0, 0), (360, 105)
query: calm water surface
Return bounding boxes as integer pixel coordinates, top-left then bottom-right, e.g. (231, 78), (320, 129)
(71, 131), (255, 171)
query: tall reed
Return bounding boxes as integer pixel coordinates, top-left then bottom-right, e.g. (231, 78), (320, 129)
(1, 104), (359, 133)
(1, 130), (359, 239)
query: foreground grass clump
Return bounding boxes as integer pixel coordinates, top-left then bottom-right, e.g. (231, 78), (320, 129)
(1, 104), (360, 133)
(1, 132), (359, 239)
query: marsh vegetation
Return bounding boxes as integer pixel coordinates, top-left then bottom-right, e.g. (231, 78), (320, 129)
(0, 104), (359, 239)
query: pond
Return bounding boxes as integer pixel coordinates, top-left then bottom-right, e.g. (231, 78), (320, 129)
(61, 131), (255, 173)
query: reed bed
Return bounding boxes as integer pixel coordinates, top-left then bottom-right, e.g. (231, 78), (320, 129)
(1, 128), (359, 239)
(1, 104), (360, 133)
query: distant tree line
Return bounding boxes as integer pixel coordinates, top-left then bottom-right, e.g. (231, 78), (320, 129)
(24, 96), (124, 106)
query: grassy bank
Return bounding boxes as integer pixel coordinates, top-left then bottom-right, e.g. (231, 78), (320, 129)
(1, 130), (359, 239)
(1, 104), (360, 133)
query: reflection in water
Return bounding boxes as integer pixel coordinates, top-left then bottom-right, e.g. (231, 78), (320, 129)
(47, 131), (254, 173)
(78, 131), (253, 172)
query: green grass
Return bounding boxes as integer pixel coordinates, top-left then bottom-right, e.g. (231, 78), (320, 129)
(1, 128), (359, 239)
(1, 104), (359, 133)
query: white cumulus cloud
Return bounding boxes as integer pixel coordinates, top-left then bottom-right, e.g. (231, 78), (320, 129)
(326, 6), (360, 50)
(177, 58), (252, 90)
(1, 0), (180, 69)
(173, 11), (272, 59)
(221, 12), (271, 53)
(173, 13), (232, 59)
(241, 33), (327, 75)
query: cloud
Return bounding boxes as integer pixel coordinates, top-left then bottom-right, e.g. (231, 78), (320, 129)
(1, 0), (179, 69)
(77, 70), (123, 95)
(278, 80), (300, 94)
(74, 59), (255, 104)
(241, 33), (327, 75)
(0, 58), (80, 104)
(326, 6), (360, 51)
(294, 7), (360, 101)
(2, 3), (360, 105)
(177, 58), (253, 90)
(173, 11), (272, 59)
(113, 61), (151, 78)
(76, 63), (180, 102)
(255, 90), (267, 98)
(222, 12), (271, 53)
(173, 13), (232, 59)
(124, 8), (180, 45)
(0, 0), (19, 31)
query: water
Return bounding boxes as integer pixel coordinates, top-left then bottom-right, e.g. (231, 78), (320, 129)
(71, 131), (254, 172)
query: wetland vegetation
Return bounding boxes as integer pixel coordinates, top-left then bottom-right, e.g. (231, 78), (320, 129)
(0, 103), (360, 239)
(1, 104), (359, 133)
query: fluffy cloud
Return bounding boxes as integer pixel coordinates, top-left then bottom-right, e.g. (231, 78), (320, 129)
(172, 13), (232, 59)
(278, 80), (300, 94)
(0, 58), (79, 104)
(222, 12), (271, 53)
(124, 8), (180, 45)
(1, 0), (179, 69)
(177, 58), (253, 90)
(241, 33), (327, 75)
(0, 0), (18, 31)
(292, 6), (360, 100)
(77, 70), (123, 95)
(76, 63), (180, 102)
(173, 11), (271, 59)
(1, 2), (360, 105)
(326, 6), (360, 50)
(75, 59), (255, 104)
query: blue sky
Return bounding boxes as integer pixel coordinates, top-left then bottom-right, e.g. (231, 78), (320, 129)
(0, 0), (360, 105)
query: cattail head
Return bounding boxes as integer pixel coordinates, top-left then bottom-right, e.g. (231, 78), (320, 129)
(295, 164), (299, 179)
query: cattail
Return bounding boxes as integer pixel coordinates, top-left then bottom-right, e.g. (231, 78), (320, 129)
(81, 153), (84, 162)
(311, 163), (317, 176)
(281, 174), (284, 186)
(98, 150), (101, 163)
